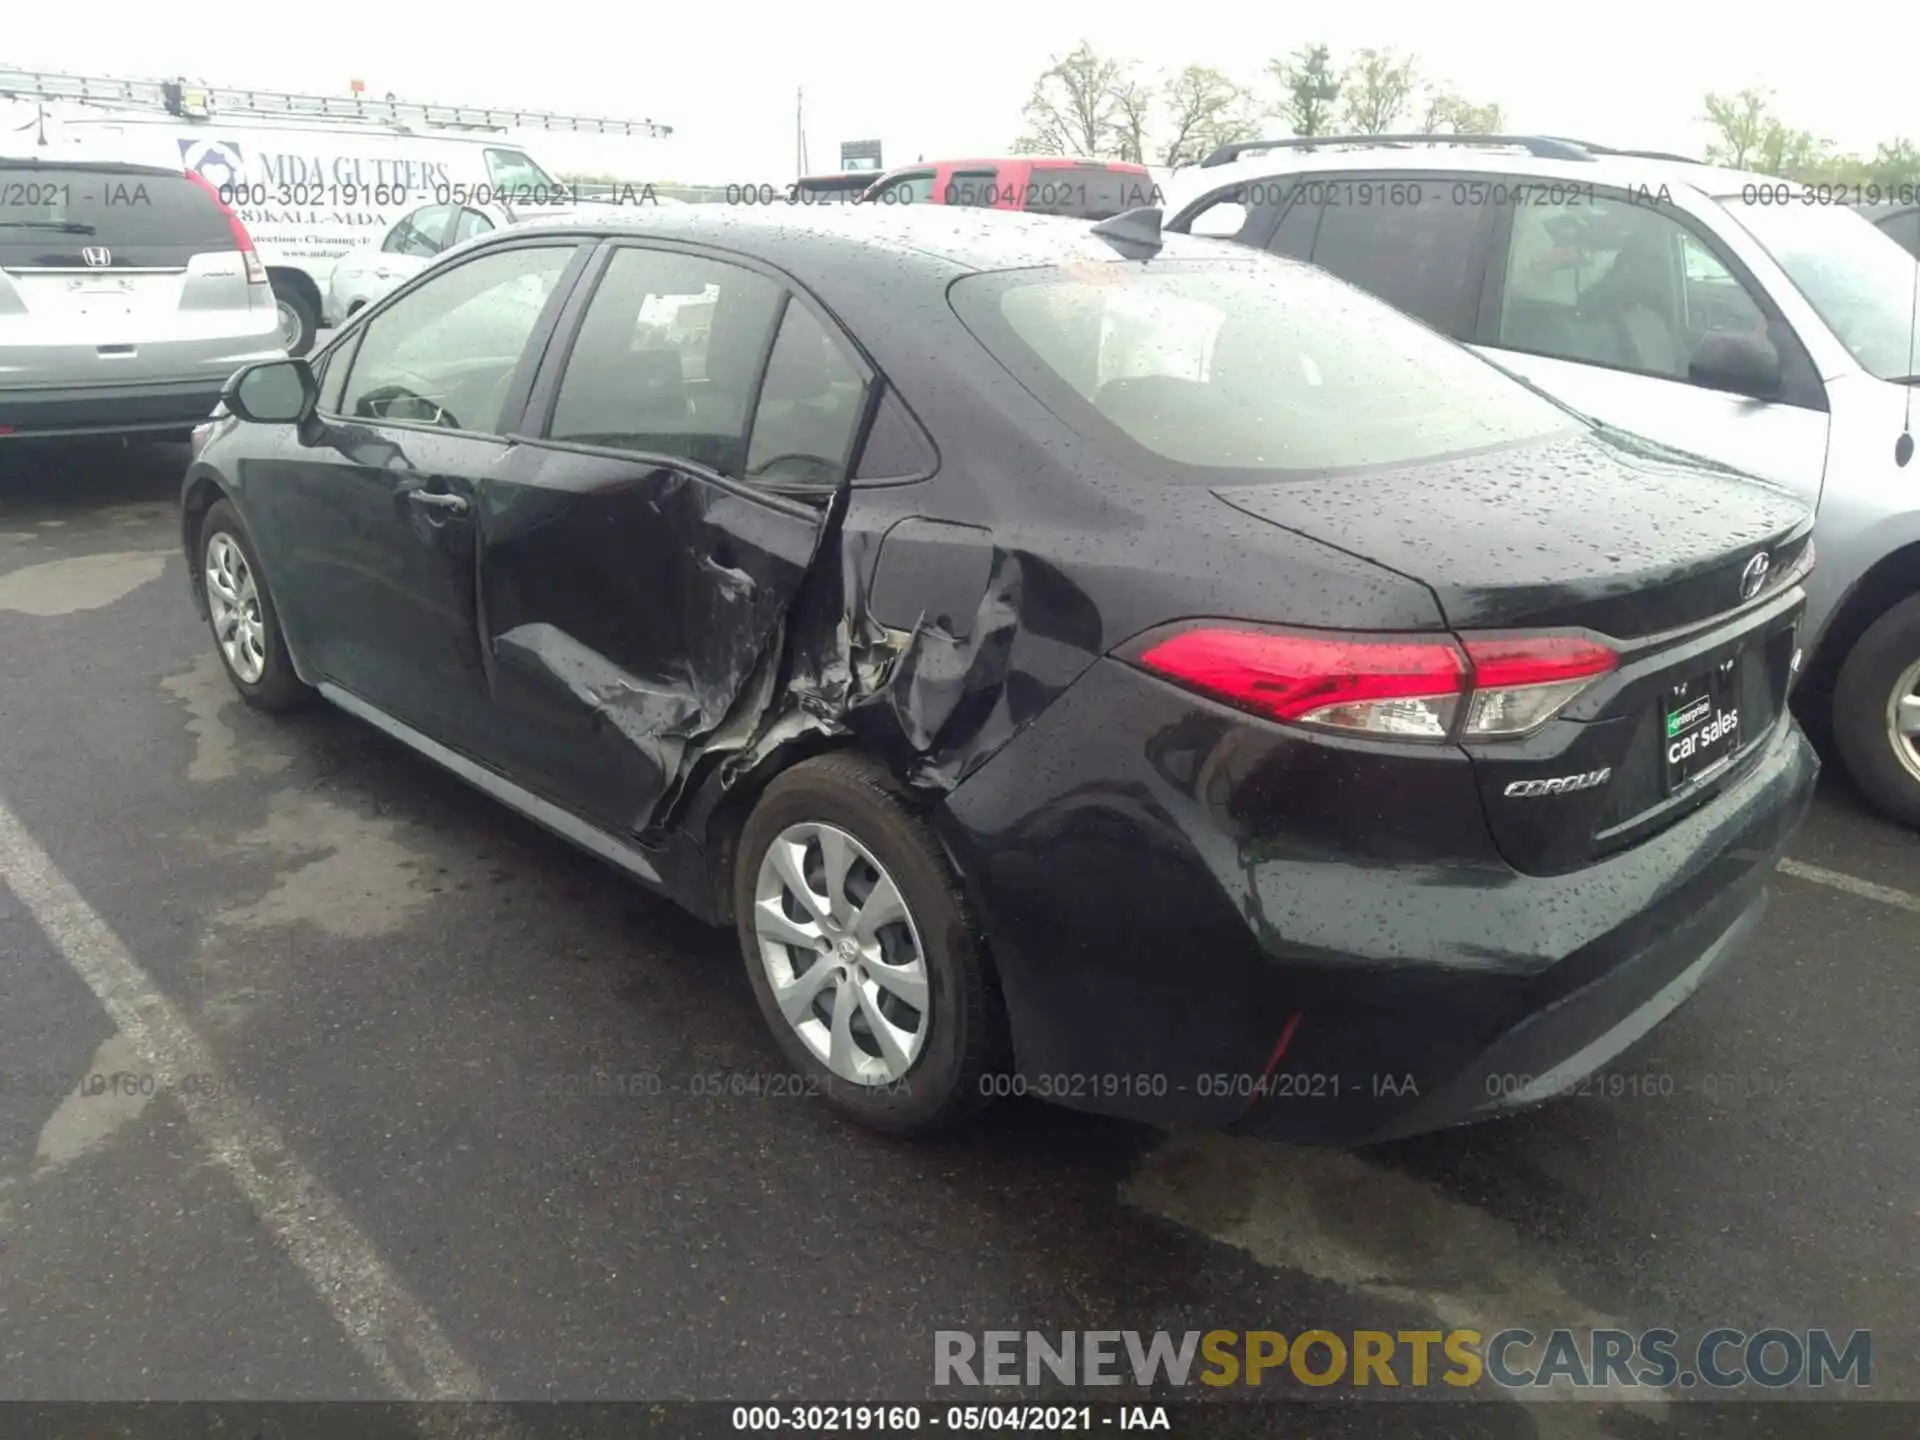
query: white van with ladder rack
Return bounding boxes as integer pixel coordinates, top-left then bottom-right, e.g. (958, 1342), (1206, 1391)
(0, 68), (672, 355)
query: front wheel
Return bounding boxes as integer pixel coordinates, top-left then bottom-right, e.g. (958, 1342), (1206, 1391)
(1832, 592), (1920, 829)
(199, 499), (313, 712)
(734, 753), (1009, 1136)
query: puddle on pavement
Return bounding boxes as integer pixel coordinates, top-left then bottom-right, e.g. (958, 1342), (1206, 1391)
(32, 1032), (154, 1177)
(160, 652), (291, 783)
(1122, 1129), (1669, 1422)
(0, 551), (169, 616)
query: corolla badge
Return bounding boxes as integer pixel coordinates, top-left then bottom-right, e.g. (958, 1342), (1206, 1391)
(1740, 552), (1771, 601)
(1505, 768), (1612, 798)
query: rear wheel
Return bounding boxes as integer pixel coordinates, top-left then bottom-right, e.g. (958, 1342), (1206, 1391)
(199, 500), (312, 712)
(272, 280), (318, 357)
(734, 753), (1008, 1136)
(1832, 593), (1920, 829)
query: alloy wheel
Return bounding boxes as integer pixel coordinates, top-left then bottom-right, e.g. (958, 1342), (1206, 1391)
(1889, 656), (1920, 784)
(205, 533), (267, 685)
(276, 297), (303, 351)
(751, 821), (930, 1085)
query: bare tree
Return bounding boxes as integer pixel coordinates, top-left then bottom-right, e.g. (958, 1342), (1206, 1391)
(1341, 48), (1419, 134)
(1702, 89), (1774, 170)
(1269, 44), (1340, 138)
(1014, 41), (1124, 156)
(1109, 75), (1154, 164)
(1159, 65), (1257, 167)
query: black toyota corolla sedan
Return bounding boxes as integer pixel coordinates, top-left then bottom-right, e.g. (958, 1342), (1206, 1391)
(181, 204), (1818, 1144)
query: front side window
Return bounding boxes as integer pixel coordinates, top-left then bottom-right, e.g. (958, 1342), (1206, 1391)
(1498, 195), (1774, 383)
(339, 244), (575, 432)
(383, 205), (455, 258)
(1879, 209), (1920, 259)
(547, 247), (784, 476)
(1307, 182), (1486, 334)
(951, 258), (1577, 476)
(945, 169), (1000, 207)
(454, 208), (497, 245)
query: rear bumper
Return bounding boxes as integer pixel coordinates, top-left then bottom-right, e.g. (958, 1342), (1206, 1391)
(937, 656), (1820, 1145)
(0, 378), (229, 439)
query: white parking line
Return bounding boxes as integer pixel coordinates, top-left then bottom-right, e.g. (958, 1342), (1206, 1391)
(1779, 858), (1920, 915)
(0, 795), (491, 1403)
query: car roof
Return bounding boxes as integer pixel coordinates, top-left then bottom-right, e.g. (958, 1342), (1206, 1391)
(499, 203), (1237, 279)
(882, 156), (1149, 173)
(1161, 141), (1779, 211)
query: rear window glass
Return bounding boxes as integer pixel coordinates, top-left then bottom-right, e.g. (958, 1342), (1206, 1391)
(1022, 167), (1159, 220)
(0, 165), (232, 247)
(949, 258), (1579, 477)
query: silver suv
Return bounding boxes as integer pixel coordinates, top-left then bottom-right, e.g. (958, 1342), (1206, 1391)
(1164, 136), (1920, 828)
(1, 156), (283, 441)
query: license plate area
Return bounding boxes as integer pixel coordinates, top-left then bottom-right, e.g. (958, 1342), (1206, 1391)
(1662, 654), (1742, 793)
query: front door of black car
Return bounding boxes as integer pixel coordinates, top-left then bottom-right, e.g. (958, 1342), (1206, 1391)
(470, 240), (870, 838)
(245, 240), (584, 756)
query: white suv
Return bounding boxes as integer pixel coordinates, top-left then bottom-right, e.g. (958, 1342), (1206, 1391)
(1164, 136), (1920, 827)
(1, 155), (283, 441)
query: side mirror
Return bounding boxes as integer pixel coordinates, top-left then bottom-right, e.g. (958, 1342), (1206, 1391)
(1689, 330), (1782, 400)
(223, 358), (317, 425)
(1187, 201), (1249, 238)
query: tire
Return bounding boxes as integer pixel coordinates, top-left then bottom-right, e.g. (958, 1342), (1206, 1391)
(1831, 592), (1920, 830)
(272, 280), (318, 357)
(198, 499), (313, 713)
(734, 753), (1009, 1136)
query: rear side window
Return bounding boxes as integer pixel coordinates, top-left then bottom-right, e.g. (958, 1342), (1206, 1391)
(1023, 167), (1156, 220)
(745, 300), (868, 493)
(951, 258), (1577, 476)
(383, 205), (456, 257)
(1307, 182), (1488, 334)
(547, 246), (784, 477)
(945, 169), (1000, 207)
(0, 165), (231, 253)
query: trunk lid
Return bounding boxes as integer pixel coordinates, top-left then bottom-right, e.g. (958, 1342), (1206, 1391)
(1214, 429), (1813, 873)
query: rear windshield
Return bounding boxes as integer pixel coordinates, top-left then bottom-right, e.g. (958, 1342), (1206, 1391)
(1022, 167), (1159, 220)
(949, 258), (1579, 477)
(0, 165), (232, 248)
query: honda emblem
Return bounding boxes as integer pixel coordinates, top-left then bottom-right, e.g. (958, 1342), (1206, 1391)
(81, 246), (112, 268)
(1739, 552), (1770, 601)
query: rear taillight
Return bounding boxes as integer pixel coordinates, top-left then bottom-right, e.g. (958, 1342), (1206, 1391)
(185, 170), (269, 286)
(1135, 628), (1618, 742)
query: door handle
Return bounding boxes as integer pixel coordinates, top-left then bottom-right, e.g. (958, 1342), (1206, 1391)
(407, 490), (469, 516)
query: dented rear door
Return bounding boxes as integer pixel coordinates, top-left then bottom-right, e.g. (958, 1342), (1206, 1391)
(471, 240), (869, 837)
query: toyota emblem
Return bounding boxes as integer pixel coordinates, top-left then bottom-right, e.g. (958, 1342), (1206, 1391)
(81, 246), (112, 268)
(1740, 552), (1770, 600)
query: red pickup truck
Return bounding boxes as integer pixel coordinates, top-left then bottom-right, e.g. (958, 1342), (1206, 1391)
(860, 157), (1157, 220)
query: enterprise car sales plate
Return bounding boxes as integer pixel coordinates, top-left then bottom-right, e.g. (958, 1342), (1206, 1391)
(1663, 657), (1741, 792)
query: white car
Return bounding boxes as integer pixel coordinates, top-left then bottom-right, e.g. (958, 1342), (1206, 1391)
(323, 195), (688, 327)
(323, 200), (513, 326)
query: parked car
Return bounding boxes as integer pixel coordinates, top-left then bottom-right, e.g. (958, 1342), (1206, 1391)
(1164, 136), (1920, 828)
(862, 157), (1156, 220)
(323, 200), (510, 326)
(0, 155), (282, 442)
(181, 206), (1816, 1144)
(1855, 200), (1920, 259)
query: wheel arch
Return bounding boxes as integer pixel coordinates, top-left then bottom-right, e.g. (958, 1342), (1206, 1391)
(1804, 540), (1920, 700)
(179, 471), (229, 617)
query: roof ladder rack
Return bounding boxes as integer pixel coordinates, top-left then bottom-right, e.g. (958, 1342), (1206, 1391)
(0, 67), (673, 137)
(1199, 134), (1595, 168)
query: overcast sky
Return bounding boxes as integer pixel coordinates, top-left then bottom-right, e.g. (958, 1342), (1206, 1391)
(10, 2), (1917, 181)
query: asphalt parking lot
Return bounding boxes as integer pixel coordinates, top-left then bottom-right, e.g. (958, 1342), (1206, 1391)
(0, 439), (1915, 1433)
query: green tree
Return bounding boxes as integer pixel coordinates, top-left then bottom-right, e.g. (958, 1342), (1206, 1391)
(1341, 48), (1420, 134)
(1109, 74), (1154, 164)
(1270, 43), (1341, 138)
(1702, 89), (1775, 169)
(1418, 91), (1504, 135)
